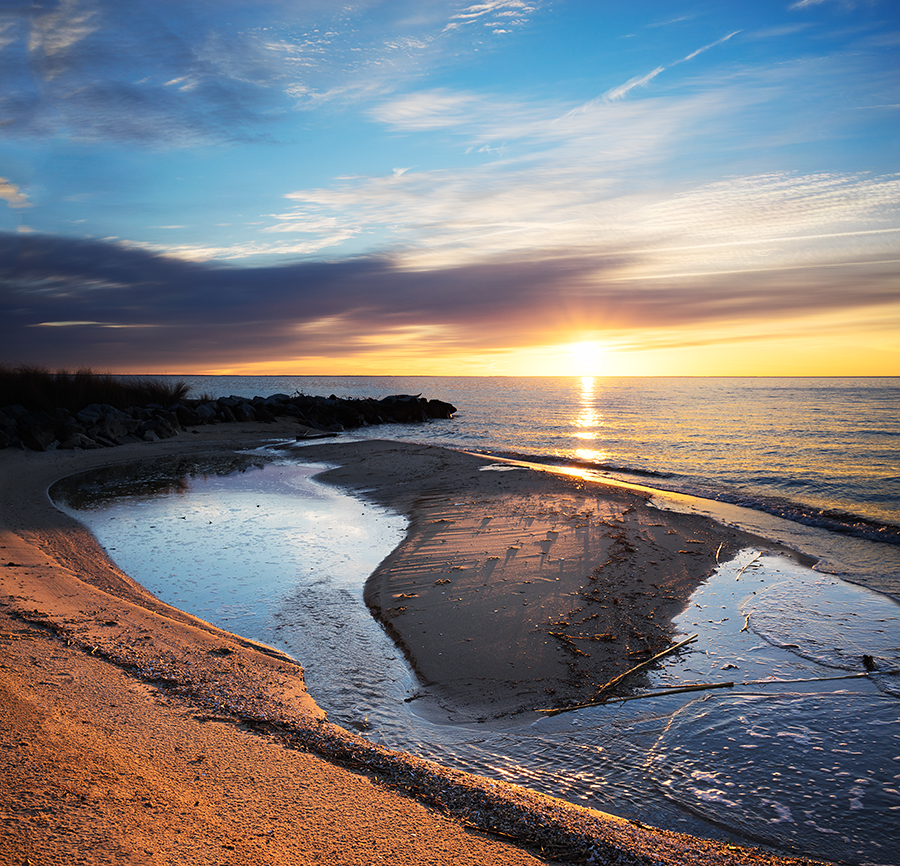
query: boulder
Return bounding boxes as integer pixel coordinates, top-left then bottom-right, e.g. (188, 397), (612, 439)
(59, 433), (102, 450)
(232, 402), (257, 423)
(88, 416), (131, 444)
(19, 424), (57, 452)
(426, 398), (457, 419)
(171, 403), (203, 428)
(217, 404), (237, 423)
(195, 403), (217, 422)
(139, 415), (179, 440)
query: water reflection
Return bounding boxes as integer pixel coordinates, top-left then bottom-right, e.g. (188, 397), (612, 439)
(52, 453), (270, 509)
(571, 377), (610, 466)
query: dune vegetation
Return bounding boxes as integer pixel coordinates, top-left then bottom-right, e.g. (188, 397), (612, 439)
(0, 364), (189, 414)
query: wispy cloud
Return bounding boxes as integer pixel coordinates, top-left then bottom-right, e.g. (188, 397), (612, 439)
(443, 0), (537, 32)
(599, 29), (741, 103)
(602, 66), (665, 101)
(647, 15), (694, 28)
(368, 89), (481, 129)
(0, 0), (543, 144)
(675, 30), (741, 64)
(0, 178), (31, 209)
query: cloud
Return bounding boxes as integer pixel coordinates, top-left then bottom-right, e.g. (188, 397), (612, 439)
(0, 0), (544, 145)
(368, 89), (480, 129)
(2, 199), (897, 369)
(647, 15), (695, 28)
(443, 0), (537, 32)
(0, 0), (294, 144)
(598, 29), (741, 104)
(0, 177), (31, 209)
(676, 30), (741, 64)
(602, 66), (665, 102)
(270, 93), (900, 266)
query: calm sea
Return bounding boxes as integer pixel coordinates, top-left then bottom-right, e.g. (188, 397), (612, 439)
(170, 375), (900, 593)
(57, 377), (900, 865)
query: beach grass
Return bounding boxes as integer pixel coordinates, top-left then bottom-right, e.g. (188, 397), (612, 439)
(0, 363), (190, 414)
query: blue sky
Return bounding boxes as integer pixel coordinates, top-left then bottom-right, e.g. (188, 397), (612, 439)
(1, 0), (898, 375)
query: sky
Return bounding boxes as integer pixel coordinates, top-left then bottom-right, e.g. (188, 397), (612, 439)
(1, 0), (898, 377)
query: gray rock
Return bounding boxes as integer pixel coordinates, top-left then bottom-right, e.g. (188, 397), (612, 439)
(59, 433), (102, 450)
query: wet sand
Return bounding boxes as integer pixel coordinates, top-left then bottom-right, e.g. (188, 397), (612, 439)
(295, 439), (761, 723)
(0, 421), (829, 865)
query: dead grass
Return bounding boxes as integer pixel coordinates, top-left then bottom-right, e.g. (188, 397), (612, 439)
(0, 364), (190, 414)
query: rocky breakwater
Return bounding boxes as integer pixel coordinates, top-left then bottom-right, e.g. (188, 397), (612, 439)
(0, 393), (457, 452)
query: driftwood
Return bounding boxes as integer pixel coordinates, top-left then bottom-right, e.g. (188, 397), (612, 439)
(602, 681), (735, 704)
(593, 633), (699, 698)
(538, 633), (698, 716)
(734, 552), (762, 580)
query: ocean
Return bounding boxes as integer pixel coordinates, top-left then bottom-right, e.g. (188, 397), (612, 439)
(54, 377), (900, 865)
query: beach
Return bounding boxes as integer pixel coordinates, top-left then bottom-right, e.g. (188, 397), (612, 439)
(0, 421), (832, 864)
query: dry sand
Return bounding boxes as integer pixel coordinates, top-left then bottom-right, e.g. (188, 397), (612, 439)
(0, 420), (829, 865)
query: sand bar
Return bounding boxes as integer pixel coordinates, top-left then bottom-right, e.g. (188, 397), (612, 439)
(0, 420), (829, 864)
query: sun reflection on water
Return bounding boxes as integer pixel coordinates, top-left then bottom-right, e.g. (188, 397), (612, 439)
(572, 376), (608, 462)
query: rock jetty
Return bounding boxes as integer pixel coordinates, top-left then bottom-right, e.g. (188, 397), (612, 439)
(0, 393), (457, 452)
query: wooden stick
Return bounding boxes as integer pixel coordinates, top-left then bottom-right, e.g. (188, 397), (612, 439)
(603, 681), (735, 703)
(537, 633), (699, 716)
(594, 633), (698, 697)
(735, 552), (761, 580)
(537, 666), (900, 716)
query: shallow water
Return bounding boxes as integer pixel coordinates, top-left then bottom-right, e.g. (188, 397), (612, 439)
(167, 376), (900, 556)
(53, 456), (900, 866)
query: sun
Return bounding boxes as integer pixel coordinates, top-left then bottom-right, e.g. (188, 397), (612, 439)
(567, 341), (605, 377)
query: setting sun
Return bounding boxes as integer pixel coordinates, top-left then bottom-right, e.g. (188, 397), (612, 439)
(568, 341), (606, 377)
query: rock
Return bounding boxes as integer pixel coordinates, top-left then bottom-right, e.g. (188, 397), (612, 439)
(139, 416), (179, 440)
(426, 398), (457, 419)
(76, 403), (132, 426)
(59, 433), (102, 450)
(2, 390), (457, 451)
(232, 402), (257, 423)
(171, 403), (203, 427)
(88, 416), (131, 443)
(217, 404), (237, 423)
(19, 425), (56, 452)
(0, 408), (18, 432)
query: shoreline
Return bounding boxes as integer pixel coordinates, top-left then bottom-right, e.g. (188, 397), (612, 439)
(0, 421), (831, 865)
(289, 439), (778, 723)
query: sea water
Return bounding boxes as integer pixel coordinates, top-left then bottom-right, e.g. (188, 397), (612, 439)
(53, 377), (900, 865)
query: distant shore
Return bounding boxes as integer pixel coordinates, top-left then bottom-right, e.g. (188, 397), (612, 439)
(0, 420), (829, 865)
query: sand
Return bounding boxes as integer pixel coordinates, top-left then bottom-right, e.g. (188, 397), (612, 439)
(0, 420), (830, 865)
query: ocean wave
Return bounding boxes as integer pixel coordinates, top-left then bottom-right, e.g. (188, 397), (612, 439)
(701, 493), (900, 546)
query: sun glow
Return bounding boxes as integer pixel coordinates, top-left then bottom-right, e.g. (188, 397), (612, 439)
(568, 341), (606, 377)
